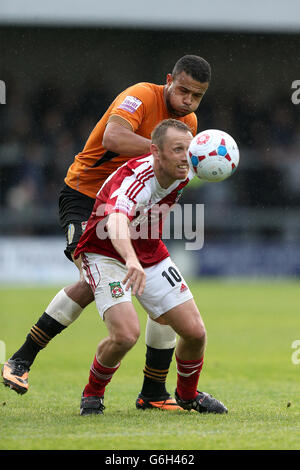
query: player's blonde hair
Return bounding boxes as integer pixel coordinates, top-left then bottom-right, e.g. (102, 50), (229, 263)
(151, 119), (191, 150)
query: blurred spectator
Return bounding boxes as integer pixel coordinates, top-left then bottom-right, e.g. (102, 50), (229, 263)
(0, 79), (299, 236)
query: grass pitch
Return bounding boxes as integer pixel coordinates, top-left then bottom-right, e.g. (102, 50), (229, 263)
(1, 280), (300, 450)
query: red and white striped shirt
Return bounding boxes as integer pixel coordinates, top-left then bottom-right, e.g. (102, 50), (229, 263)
(75, 154), (193, 267)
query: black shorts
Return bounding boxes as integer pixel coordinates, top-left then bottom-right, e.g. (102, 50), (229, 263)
(59, 183), (95, 262)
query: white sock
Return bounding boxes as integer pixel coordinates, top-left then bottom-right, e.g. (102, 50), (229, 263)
(45, 288), (83, 326)
(145, 317), (177, 349)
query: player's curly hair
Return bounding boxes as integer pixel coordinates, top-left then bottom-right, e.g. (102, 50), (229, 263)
(151, 119), (191, 149)
(172, 55), (211, 83)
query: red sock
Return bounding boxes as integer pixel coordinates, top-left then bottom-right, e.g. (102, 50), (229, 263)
(176, 355), (204, 401)
(83, 355), (120, 397)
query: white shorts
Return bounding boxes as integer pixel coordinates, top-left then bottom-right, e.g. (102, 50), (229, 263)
(81, 253), (193, 320)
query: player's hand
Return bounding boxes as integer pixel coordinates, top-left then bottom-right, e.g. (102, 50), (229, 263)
(123, 258), (146, 296)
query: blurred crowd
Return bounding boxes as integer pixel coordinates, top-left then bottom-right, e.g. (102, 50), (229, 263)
(0, 80), (110, 214)
(0, 80), (299, 234)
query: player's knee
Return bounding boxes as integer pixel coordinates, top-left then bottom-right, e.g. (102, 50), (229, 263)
(78, 279), (94, 304)
(112, 328), (140, 352)
(194, 325), (207, 347)
(65, 280), (94, 308)
(183, 322), (206, 347)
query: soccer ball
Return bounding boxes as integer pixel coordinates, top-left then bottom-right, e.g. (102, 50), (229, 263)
(188, 129), (239, 182)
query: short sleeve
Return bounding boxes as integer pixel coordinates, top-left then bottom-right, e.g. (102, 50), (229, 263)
(104, 168), (150, 222)
(109, 83), (154, 132)
(113, 195), (137, 221)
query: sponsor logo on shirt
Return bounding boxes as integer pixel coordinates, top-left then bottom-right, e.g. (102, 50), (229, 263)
(118, 96), (142, 114)
(115, 198), (132, 214)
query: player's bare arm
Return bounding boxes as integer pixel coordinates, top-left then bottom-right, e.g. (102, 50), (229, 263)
(106, 212), (146, 296)
(103, 116), (151, 156)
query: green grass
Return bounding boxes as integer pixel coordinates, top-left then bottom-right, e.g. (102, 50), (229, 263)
(1, 280), (300, 450)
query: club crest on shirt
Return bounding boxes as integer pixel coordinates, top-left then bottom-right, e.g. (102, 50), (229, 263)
(175, 189), (183, 203)
(109, 281), (125, 298)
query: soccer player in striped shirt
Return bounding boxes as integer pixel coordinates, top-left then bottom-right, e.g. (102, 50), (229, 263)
(76, 119), (227, 415)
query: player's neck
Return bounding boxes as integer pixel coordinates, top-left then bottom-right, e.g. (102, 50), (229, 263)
(154, 166), (176, 189)
(163, 86), (176, 118)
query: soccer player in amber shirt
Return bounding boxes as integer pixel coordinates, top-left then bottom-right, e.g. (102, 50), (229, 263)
(2, 55), (211, 410)
(65, 81), (198, 198)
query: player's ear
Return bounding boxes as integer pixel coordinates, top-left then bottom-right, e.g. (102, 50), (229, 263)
(166, 73), (173, 87)
(150, 143), (159, 157)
